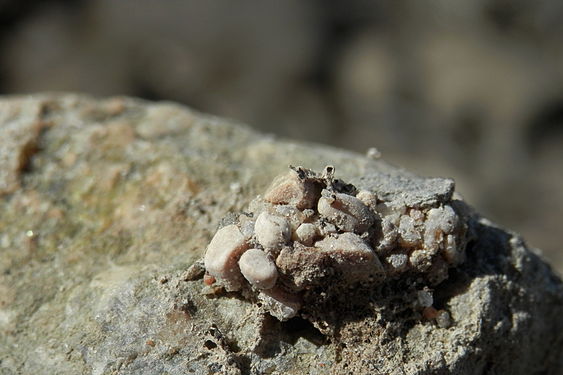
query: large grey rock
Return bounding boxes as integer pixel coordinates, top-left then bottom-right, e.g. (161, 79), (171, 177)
(0, 94), (561, 374)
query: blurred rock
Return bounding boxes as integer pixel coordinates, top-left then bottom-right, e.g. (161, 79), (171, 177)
(0, 94), (561, 374)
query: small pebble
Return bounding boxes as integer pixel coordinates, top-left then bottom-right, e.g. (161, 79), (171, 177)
(294, 223), (318, 246)
(443, 234), (464, 265)
(315, 232), (384, 279)
(398, 215), (421, 247)
(255, 212), (291, 250)
(238, 249), (278, 289)
(204, 224), (249, 290)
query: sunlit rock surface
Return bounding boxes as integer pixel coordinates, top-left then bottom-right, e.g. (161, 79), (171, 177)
(0, 94), (561, 374)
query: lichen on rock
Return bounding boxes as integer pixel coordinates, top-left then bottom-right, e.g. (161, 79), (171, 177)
(202, 165), (469, 323)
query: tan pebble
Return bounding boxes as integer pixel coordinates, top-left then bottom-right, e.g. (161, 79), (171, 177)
(264, 171), (322, 209)
(317, 190), (375, 233)
(293, 223), (318, 246)
(204, 225), (249, 291)
(315, 232), (384, 280)
(255, 212), (290, 250)
(238, 249), (278, 289)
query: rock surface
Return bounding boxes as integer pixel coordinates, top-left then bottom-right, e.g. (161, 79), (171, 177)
(0, 94), (562, 375)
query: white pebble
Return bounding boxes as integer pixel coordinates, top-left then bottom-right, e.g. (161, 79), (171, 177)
(239, 249), (278, 289)
(255, 212), (290, 250)
(204, 225), (249, 291)
(293, 223), (318, 246)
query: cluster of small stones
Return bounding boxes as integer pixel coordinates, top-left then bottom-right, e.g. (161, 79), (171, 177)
(203, 166), (468, 321)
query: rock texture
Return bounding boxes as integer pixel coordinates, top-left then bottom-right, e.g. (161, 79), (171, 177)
(0, 94), (561, 375)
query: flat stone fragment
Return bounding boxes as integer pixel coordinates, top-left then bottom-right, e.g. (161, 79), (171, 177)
(353, 173), (455, 209)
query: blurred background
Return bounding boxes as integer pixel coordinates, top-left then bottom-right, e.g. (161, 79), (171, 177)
(0, 0), (562, 273)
